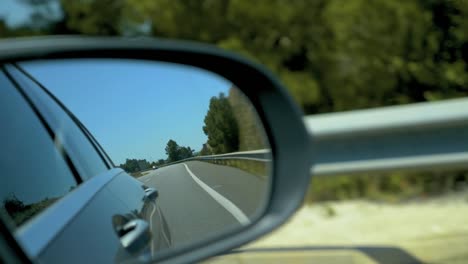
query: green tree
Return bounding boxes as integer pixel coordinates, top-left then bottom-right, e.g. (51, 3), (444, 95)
(60, 0), (130, 35)
(8, 0), (468, 113)
(203, 93), (239, 154)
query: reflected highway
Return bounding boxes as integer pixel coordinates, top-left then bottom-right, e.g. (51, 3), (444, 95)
(138, 161), (268, 247)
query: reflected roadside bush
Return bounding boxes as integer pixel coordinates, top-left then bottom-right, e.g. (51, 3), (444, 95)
(201, 159), (270, 179)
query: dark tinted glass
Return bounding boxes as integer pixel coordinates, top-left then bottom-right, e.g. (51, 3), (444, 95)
(5, 65), (108, 180)
(0, 70), (77, 227)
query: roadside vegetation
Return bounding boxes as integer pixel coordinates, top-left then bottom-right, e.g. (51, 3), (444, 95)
(306, 169), (468, 204)
(6, 0), (467, 199)
(5, 0), (466, 114)
(3, 195), (59, 226)
(120, 87), (268, 176)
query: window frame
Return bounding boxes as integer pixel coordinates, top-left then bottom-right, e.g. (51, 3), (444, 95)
(0, 67), (79, 228)
(4, 64), (113, 181)
(0, 65), (122, 260)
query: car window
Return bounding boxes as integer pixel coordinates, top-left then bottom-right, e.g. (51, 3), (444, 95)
(0, 70), (77, 228)
(4, 65), (109, 181)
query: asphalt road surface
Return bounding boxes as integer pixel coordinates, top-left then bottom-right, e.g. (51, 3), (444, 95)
(138, 161), (268, 248)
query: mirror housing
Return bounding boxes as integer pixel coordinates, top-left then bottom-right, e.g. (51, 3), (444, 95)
(144, 188), (159, 201)
(0, 36), (312, 263)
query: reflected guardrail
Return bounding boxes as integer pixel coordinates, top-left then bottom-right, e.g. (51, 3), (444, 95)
(164, 149), (272, 167)
(137, 149), (272, 174)
(192, 149), (272, 163)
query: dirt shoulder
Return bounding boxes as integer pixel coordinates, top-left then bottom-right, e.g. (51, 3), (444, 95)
(244, 191), (468, 263)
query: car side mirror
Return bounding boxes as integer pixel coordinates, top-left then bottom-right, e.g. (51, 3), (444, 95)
(0, 36), (312, 264)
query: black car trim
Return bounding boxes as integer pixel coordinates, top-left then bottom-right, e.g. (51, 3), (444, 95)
(0, 211), (32, 263)
(76, 118), (116, 168)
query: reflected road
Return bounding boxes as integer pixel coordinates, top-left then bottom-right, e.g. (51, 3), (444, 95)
(138, 161), (268, 247)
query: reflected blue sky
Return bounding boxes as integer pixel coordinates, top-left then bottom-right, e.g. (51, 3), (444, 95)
(22, 59), (231, 165)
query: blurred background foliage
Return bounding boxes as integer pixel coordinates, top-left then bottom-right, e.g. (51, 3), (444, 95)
(307, 170), (468, 203)
(2, 0), (467, 203)
(1, 0), (467, 114)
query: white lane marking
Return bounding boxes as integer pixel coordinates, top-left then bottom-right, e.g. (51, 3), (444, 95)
(149, 202), (157, 257)
(182, 163), (250, 225)
(148, 202), (171, 256)
(155, 203), (171, 246)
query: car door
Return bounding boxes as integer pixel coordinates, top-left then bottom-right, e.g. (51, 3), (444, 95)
(1, 64), (170, 263)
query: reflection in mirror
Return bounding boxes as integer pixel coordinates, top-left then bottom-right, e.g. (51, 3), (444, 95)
(6, 59), (271, 259)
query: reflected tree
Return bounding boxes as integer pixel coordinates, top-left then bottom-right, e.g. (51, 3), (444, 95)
(165, 139), (194, 162)
(3, 194), (59, 226)
(119, 158), (150, 173)
(203, 93), (239, 154)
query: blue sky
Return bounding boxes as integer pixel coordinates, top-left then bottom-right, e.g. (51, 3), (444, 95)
(21, 59), (231, 165)
(0, 0), (28, 26)
(0, 0), (63, 27)
(0, 0), (44, 27)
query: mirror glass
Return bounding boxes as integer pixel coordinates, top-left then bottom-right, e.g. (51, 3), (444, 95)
(3, 59), (271, 259)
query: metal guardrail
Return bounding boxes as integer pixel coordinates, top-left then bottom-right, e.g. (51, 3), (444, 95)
(305, 97), (468, 176)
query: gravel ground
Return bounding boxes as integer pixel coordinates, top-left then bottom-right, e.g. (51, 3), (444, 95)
(240, 191), (468, 263)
